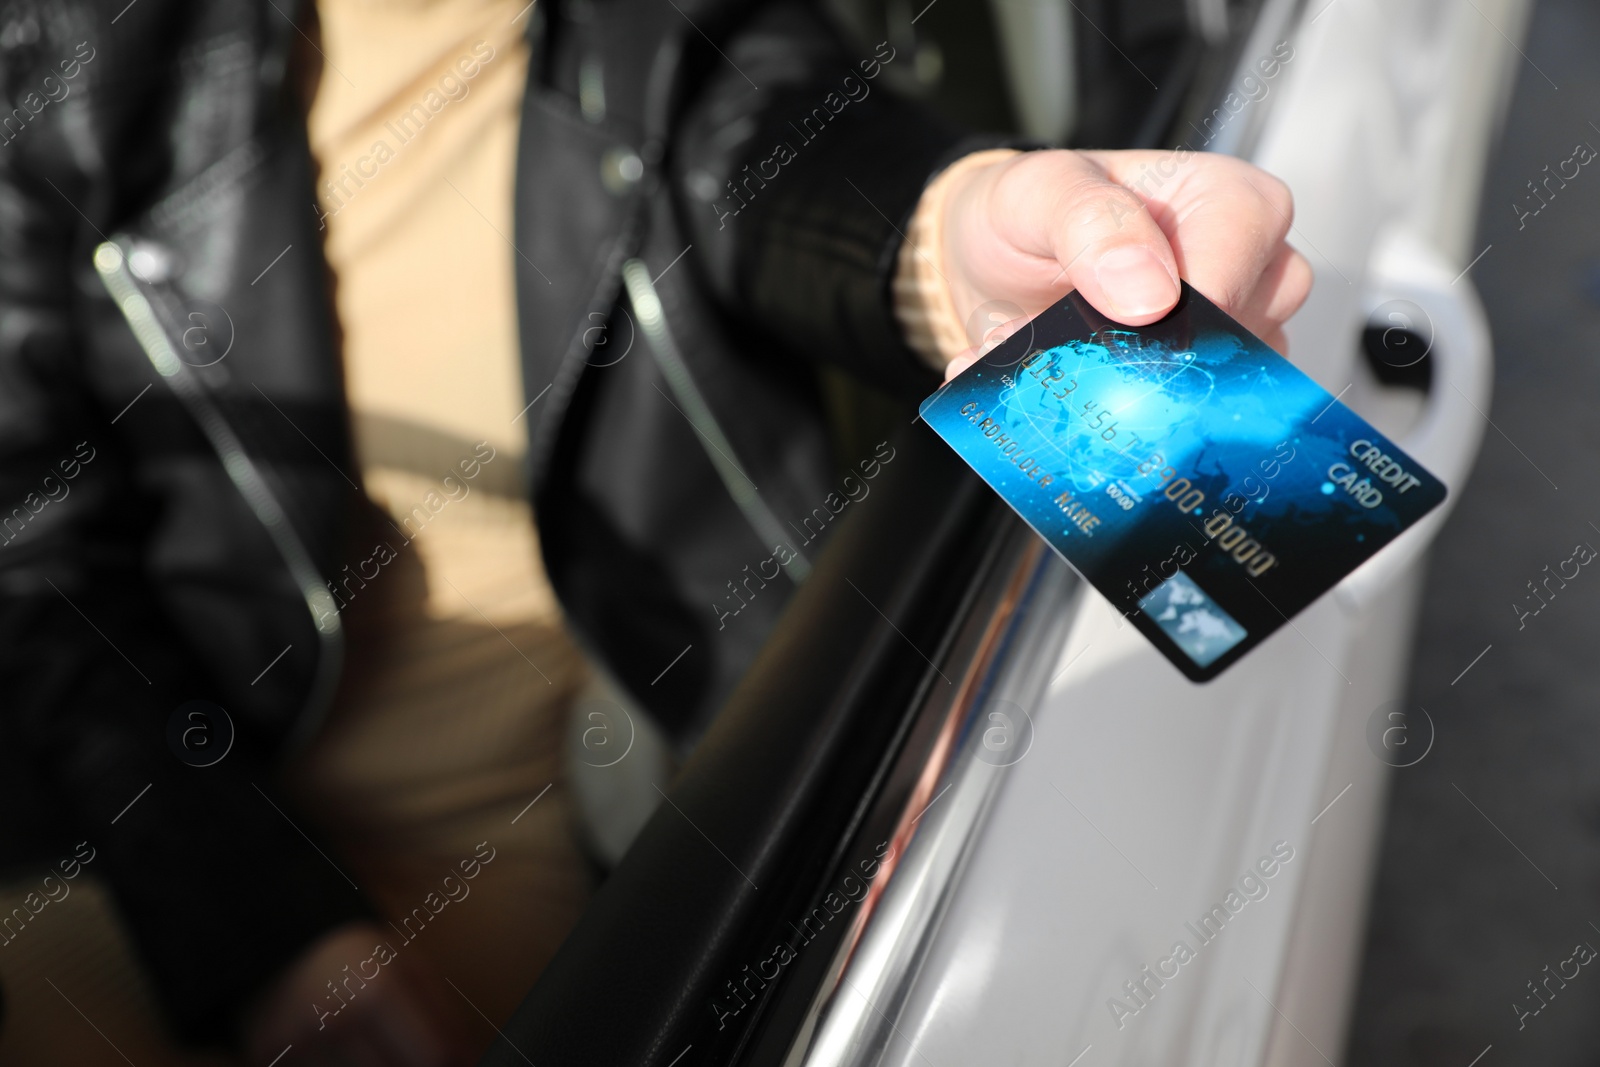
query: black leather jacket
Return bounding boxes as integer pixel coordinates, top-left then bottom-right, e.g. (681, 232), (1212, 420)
(0, 0), (971, 1041)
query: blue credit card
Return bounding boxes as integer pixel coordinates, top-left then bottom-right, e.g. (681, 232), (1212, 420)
(918, 283), (1446, 681)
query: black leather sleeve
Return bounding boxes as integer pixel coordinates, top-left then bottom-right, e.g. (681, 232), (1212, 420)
(675, 3), (1005, 398)
(0, 6), (367, 1045)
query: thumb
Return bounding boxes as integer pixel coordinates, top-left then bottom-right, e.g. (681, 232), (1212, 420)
(984, 151), (1182, 325)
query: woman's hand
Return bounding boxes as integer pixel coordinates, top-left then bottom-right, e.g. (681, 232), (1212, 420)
(935, 148), (1313, 380)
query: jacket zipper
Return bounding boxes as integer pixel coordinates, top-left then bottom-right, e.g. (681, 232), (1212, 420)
(94, 238), (344, 751)
(620, 258), (811, 583)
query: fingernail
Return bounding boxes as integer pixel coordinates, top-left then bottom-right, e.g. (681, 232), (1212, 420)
(1094, 247), (1178, 319)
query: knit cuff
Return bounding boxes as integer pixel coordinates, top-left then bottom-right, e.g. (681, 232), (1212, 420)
(891, 148), (1021, 372)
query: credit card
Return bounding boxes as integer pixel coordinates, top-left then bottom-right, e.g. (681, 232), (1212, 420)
(918, 283), (1446, 681)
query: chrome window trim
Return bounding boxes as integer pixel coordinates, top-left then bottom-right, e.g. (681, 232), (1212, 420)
(780, 532), (1080, 1067)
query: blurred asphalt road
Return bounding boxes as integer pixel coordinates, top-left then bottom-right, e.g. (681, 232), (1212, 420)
(1347, 0), (1600, 1064)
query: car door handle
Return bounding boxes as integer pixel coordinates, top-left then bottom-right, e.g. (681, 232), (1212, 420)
(1336, 230), (1494, 612)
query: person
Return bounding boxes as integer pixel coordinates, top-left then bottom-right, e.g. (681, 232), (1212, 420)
(0, 0), (1309, 1063)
